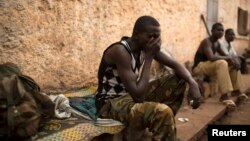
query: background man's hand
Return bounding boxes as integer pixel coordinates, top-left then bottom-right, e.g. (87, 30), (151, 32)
(228, 57), (240, 70)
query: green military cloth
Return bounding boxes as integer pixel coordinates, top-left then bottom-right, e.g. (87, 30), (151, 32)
(98, 74), (186, 141)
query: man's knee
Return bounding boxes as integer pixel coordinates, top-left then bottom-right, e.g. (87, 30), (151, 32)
(155, 103), (173, 113)
(214, 60), (228, 68)
(130, 102), (173, 119)
(149, 103), (174, 122)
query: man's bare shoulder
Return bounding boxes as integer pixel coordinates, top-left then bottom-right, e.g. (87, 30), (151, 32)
(106, 43), (129, 56)
(104, 43), (131, 64)
(202, 37), (211, 44)
(199, 38), (212, 48)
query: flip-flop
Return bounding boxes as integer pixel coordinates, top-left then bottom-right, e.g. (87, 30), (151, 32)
(222, 100), (236, 109)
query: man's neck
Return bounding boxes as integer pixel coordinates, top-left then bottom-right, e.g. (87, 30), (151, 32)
(226, 39), (231, 45)
(128, 37), (141, 53)
(209, 36), (219, 43)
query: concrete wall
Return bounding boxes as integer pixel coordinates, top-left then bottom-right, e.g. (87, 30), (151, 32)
(0, 0), (249, 93)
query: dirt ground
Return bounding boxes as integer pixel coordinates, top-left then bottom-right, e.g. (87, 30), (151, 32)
(197, 74), (250, 141)
(199, 99), (250, 141)
(216, 100), (250, 125)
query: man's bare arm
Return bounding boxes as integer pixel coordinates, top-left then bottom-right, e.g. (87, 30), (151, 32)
(107, 38), (160, 102)
(203, 40), (231, 61)
(154, 50), (202, 108)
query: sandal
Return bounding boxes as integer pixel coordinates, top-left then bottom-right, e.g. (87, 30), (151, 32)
(221, 100), (236, 109)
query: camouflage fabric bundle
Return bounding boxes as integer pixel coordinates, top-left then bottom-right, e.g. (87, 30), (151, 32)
(0, 63), (54, 139)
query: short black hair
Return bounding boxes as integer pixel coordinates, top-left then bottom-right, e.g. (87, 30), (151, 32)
(211, 22), (223, 30)
(132, 16), (160, 34)
(225, 28), (234, 35)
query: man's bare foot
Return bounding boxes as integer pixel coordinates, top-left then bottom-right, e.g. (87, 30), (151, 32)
(231, 90), (249, 101)
(237, 93), (249, 101)
(219, 94), (236, 109)
(221, 100), (236, 109)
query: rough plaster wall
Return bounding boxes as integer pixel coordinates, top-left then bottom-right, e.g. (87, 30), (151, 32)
(219, 0), (250, 55)
(0, 0), (216, 93)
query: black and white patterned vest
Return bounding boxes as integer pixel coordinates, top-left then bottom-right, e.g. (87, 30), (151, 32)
(95, 38), (144, 110)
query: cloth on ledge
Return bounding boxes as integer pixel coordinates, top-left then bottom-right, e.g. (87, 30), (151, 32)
(69, 95), (98, 121)
(35, 87), (125, 141)
(49, 94), (72, 119)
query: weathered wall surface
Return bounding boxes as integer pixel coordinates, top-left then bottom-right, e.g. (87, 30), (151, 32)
(219, 0), (250, 55)
(0, 0), (249, 93)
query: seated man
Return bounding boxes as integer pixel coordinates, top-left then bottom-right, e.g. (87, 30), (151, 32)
(220, 28), (248, 74)
(95, 15), (202, 141)
(219, 28), (249, 100)
(192, 23), (248, 109)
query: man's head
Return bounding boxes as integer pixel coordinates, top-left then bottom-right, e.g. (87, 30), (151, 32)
(132, 16), (161, 49)
(211, 22), (224, 39)
(225, 28), (235, 42)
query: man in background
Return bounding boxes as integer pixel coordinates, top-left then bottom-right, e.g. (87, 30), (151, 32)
(219, 28), (248, 99)
(193, 23), (239, 109)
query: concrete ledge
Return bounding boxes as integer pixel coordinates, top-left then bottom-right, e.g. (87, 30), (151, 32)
(176, 94), (234, 141)
(176, 73), (250, 141)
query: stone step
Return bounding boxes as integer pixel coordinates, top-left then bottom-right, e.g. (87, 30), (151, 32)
(176, 73), (250, 141)
(176, 94), (234, 141)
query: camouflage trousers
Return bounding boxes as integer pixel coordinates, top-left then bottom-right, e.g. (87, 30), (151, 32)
(98, 74), (186, 141)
